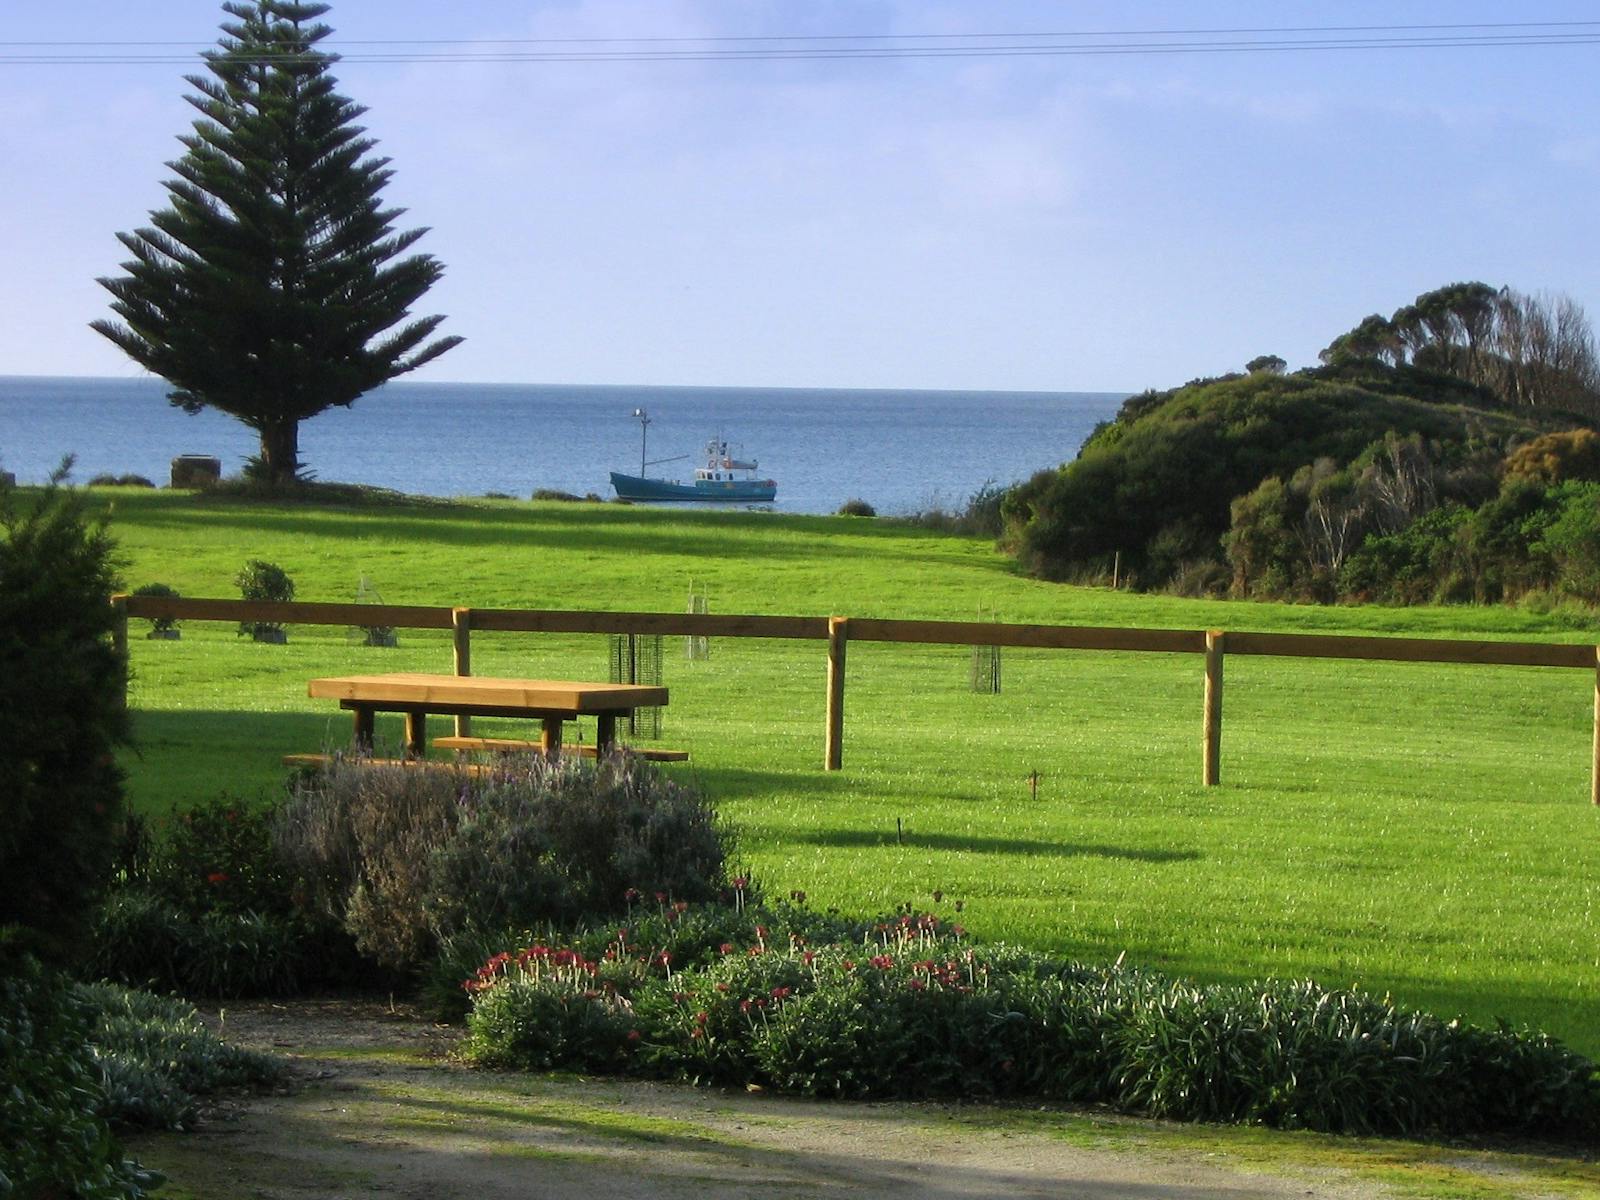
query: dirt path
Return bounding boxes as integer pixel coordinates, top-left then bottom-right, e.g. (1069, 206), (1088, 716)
(122, 999), (1453, 1199)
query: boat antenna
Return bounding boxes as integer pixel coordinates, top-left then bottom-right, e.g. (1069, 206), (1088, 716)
(633, 407), (651, 476)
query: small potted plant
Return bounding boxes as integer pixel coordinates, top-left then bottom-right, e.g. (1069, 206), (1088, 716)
(132, 582), (182, 639)
(235, 559), (294, 643)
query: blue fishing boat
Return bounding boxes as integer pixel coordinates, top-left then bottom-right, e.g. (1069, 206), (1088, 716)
(610, 409), (776, 502)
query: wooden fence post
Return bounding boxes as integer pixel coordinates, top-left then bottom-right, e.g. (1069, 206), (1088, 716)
(453, 607), (472, 737)
(825, 616), (849, 771)
(1203, 630), (1225, 787)
(111, 594), (129, 712)
(1592, 645), (1599, 806)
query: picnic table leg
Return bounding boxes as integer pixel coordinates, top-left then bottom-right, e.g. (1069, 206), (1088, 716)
(404, 710), (427, 759)
(596, 712), (618, 756)
(352, 706), (375, 754)
(541, 717), (563, 761)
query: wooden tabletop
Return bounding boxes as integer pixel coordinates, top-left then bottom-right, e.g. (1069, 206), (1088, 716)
(307, 672), (668, 711)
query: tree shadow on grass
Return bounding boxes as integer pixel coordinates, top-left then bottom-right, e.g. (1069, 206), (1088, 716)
(790, 827), (1202, 863)
(122, 497), (993, 570)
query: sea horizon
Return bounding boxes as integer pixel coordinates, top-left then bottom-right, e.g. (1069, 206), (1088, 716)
(0, 374), (1127, 516)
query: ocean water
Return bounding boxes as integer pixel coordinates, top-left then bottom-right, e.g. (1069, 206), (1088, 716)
(0, 376), (1124, 516)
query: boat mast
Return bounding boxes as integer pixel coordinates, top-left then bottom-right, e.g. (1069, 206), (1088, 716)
(633, 407), (651, 476)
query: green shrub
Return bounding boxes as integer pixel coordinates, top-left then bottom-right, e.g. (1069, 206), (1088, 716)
(836, 498), (876, 517)
(88, 793), (352, 996)
(131, 581), (181, 634)
(276, 754), (732, 974)
(145, 795), (297, 918)
(464, 946), (642, 1072)
(90, 891), (313, 998)
(0, 466), (130, 961)
(234, 557), (294, 638)
(0, 951), (159, 1199)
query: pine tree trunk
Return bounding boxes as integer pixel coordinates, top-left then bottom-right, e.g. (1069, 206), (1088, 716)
(259, 419), (301, 484)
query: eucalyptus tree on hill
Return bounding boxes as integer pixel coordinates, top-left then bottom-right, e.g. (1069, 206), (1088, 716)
(92, 0), (462, 484)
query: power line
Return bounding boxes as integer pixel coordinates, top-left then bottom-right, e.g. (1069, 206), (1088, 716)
(2, 21), (1597, 65)
(4, 19), (1600, 46)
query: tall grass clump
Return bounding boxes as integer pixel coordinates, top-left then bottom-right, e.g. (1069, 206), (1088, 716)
(461, 902), (1600, 1142)
(276, 753), (732, 975)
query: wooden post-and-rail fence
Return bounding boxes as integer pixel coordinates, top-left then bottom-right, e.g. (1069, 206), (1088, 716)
(112, 594), (1600, 804)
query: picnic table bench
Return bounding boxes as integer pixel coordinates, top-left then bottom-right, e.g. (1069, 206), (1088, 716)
(296, 672), (674, 762)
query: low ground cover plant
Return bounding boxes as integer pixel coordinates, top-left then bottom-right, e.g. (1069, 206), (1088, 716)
(0, 952), (160, 1199)
(461, 898), (1600, 1142)
(81, 981), (282, 1131)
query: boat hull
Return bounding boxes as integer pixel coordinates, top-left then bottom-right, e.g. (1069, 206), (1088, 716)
(610, 471), (776, 502)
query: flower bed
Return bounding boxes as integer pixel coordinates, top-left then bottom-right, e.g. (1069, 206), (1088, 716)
(463, 899), (1600, 1142)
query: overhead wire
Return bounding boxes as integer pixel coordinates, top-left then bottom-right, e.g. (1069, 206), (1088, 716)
(1, 19), (1598, 66)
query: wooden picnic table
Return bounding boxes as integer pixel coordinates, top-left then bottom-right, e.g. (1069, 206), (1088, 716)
(306, 672), (669, 759)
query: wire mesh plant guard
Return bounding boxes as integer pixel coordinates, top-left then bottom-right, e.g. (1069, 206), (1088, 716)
(609, 632), (663, 739)
(970, 609), (1001, 694)
(685, 580), (709, 661)
(351, 575), (398, 647)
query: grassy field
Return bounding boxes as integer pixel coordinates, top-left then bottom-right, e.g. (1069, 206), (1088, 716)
(85, 485), (1600, 1058)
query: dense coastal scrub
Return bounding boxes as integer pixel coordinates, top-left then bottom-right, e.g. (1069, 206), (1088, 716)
(1002, 283), (1600, 599)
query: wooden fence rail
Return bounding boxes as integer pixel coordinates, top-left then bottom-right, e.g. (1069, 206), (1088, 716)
(113, 595), (1600, 803)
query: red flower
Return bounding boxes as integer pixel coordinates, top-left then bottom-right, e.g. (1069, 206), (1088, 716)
(719, 942), (734, 955)
(206, 871), (229, 885)
(627, 1030), (641, 1042)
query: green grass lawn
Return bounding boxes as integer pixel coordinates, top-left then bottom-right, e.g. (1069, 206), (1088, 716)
(87, 486), (1600, 1058)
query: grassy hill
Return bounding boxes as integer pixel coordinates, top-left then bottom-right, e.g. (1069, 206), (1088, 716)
(87, 484), (1600, 1056)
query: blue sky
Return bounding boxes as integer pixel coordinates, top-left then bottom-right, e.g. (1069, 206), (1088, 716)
(2, 1), (1596, 392)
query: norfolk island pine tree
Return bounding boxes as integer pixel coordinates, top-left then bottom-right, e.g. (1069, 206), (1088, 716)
(92, 0), (462, 485)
